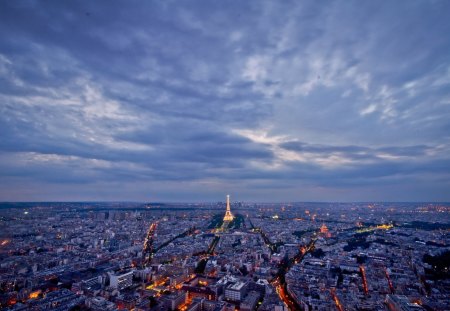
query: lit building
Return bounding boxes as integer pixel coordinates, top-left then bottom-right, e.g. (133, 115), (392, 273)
(320, 223), (331, 238)
(223, 195), (234, 222)
(109, 271), (133, 290)
(385, 295), (425, 311)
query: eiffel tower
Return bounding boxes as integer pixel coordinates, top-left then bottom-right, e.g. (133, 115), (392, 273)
(223, 194), (234, 222)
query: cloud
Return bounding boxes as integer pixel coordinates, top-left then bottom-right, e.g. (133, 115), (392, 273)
(0, 1), (449, 201)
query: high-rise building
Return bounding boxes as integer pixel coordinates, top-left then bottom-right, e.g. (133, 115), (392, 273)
(223, 195), (234, 222)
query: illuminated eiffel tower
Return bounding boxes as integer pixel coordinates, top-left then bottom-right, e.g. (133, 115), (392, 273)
(223, 194), (234, 222)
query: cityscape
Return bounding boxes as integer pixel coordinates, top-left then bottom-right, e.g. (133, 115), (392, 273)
(0, 198), (449, 310)
(1, 1), (450, 310)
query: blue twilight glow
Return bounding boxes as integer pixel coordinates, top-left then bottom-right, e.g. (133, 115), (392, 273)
(0, 1), (449, 201)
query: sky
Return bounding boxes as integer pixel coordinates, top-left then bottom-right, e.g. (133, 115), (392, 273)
(0, 1), (449, 202)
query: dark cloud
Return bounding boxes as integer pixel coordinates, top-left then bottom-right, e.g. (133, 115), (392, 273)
(280, 141), (367, 154)
(280, 141), (432, 159)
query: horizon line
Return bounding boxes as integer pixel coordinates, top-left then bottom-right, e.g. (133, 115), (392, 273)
(1, 200), (449, 204)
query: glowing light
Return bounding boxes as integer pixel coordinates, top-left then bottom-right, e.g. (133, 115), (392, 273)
(331, 289), (344, 311)
(223, 194), (234, 222)
(29, 291), (40, 299)
(356, 223), (393, 233)
(360, 265), (369, 295)
(385, 268), (394, 294)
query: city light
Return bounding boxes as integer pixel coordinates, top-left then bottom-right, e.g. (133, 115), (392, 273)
(0, 200), (447, 309)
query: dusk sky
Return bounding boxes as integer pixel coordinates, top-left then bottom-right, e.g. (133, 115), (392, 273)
(1, 1), (449, 202)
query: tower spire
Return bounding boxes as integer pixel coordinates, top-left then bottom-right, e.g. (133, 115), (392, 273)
(223, 194), (234, 222)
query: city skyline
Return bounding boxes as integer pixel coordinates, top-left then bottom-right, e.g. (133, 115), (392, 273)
(0, 201), (448, 310)
(1, 1), (450, 202)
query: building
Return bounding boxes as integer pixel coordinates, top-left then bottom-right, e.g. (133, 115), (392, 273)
(224, 281), (247, 302)
(86, 296), (118, 311)
(27, 289), (85, 310)
(187, 298), (227, 311)
(319, 223), (331, 238)
(385, 295), (425, 311)
(109, 271), (133, 290)
(240, 291), (260, 311)
(163, 291), (187, 311)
